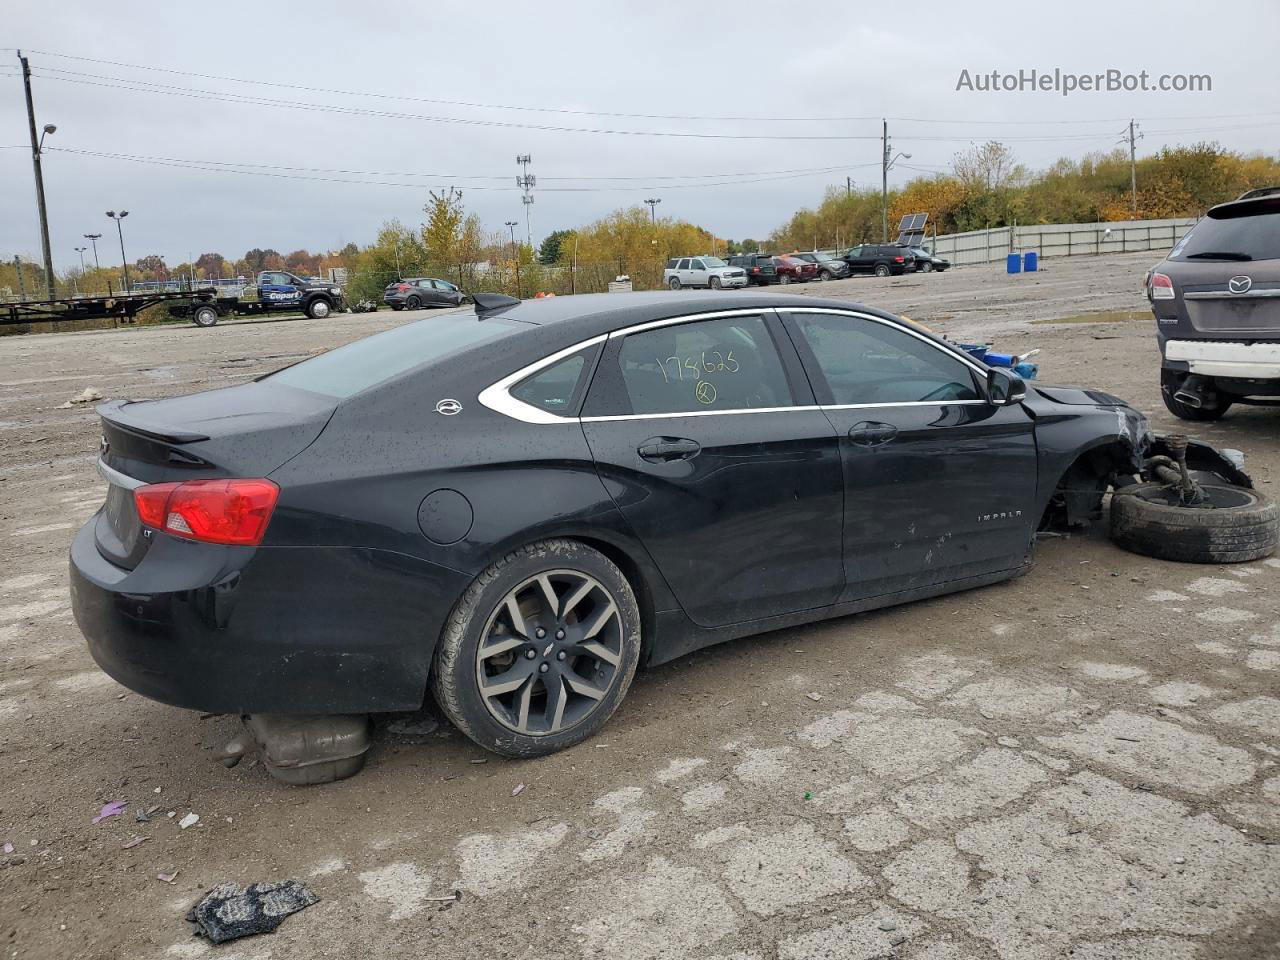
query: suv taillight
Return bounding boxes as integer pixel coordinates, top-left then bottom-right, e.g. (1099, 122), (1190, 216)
(1150, 272), (1175, 300)
(134, 479), (279, 546)
(894, 256), (905, 263)
(752, 266), (760, 273)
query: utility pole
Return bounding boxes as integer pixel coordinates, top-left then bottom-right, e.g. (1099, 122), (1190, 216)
(880, 119), (911, 243)
(18, 51), (56, 299)
(84, 233), (102, 272)
(516, 155), (535, 249)
(846, 176), (853, 198)
(14, 256), (27, 301)
(881, 119), (889, 242)
(1127, 119), (1142, 215)
(644, 198), (662, 223)
(505, 220), (521, 298)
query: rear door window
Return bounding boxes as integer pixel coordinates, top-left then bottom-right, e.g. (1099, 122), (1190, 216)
(592, 315), (793, 416)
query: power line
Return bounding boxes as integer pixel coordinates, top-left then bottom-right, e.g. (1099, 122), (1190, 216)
(22, 50), (1280, 129)
(45, 146), (865, 191)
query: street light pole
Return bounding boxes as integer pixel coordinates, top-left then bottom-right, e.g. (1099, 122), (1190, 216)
(84, 234), (102, 272)
(18, 51), (56, 299)
(106, 211), (130, 292)
(644, 198), (662, 224)
(74, 246), (87, 272)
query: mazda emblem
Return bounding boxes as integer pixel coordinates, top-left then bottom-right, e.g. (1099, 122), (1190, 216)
(1228, 275), (1253, 294)
(435, 398), (462, 416)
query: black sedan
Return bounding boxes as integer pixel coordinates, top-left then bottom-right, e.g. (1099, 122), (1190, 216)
(905, 247), (951, 273)
(70, 291), (1264, 776)
(383, 276), (465, 310)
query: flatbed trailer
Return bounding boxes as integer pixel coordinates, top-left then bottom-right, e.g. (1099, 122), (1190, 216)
(1, 288), (219, 327)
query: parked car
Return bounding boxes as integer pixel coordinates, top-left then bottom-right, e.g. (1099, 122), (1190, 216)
(726, 254), (779, 285)
(70, 290), (1271, 780)
(842, 244), (916, 277)
(663, 256), (747, 290)
(1146, 189), (1280, 421)
(384, 277), (465, 310)
(904, 247), (951, 273)
(791, 251), (850, 281)
(772, 255), (818, 284)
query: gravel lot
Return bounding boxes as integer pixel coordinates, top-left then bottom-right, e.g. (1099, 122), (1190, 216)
(2, 250), (1278, 960)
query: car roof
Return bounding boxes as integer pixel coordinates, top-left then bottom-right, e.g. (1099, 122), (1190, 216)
(473, 290), (893, 342)
(1207, 194), (1280, 220)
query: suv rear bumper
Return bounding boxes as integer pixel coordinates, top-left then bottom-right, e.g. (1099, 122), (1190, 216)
(1164, 340), (1280, 379)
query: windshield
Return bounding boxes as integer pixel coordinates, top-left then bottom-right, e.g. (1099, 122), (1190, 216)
(268, 314), (521, 399)
(1171, 209), (1280, 262)
(701, 256), (727, 268)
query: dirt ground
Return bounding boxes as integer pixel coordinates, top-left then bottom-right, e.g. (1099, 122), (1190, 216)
(2, 250), (1278, 960)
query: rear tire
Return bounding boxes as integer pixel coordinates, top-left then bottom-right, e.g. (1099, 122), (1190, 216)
(406, 295), (423, 310)
(1160, 370), (1232, 421)
(874, 264), (891, 278)
(1110, 482), (1278, 564)
(668, 277), (681, 290)
(191, 304), (219, 328)
(306, 298), (332, 319)
(389, 303), (403, 311)
(431, 539), (642, 757)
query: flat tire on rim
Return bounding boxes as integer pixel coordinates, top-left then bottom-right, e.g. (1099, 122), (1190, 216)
(432, 539), (642, 757)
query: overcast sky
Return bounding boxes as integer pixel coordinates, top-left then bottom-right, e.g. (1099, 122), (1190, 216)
(4, 0), (1279, 271)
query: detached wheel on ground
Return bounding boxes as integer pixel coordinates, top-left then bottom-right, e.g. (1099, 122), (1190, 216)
(1110, 481), (1279, 563)
(191, 304), (219, 328)
(431, 539), (642, 757)
(305, 298), (332, 319)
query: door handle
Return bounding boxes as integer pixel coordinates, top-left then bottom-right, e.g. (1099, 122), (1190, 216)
(848, 421), (898, 446)
(637, 437), (701, 463)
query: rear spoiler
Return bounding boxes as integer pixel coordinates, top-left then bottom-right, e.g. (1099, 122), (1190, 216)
(97, 399), (211, 444)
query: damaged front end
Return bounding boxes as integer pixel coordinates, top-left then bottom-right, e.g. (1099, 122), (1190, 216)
(1142, 434), (1252, 491)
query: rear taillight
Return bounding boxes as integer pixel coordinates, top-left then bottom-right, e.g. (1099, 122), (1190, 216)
(894, 257), (905, 263)
(396, 283), (410, 291)
(1150, 272), (1175, 300)
(134, 479), (279, 546)
(752, 266), (760, 273)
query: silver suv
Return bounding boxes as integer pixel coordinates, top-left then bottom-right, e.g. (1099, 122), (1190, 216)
(663, 256), (748, 290)
(1147, 190), (1280, 420)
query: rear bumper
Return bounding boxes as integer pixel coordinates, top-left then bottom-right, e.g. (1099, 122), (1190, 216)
(1164, 340), (1280, 379)
(69, 518), (471, 714)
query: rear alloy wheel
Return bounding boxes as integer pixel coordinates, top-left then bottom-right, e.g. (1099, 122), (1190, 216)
(432, 539), (641, 757)
(668, 277), (681, 290)
(1110, 482), (1278, 564)
(406, 295), (423, 310)
(710, 276), (722, 290)
(874, 264), (891, 277)
(191, 304), (219, 328)
(306, 298), (332, 319)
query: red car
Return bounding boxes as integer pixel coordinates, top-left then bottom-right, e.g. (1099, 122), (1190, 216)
(772, 255), (818, 284)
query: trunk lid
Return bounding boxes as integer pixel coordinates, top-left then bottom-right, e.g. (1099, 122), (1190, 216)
(94, 381), (335, 569)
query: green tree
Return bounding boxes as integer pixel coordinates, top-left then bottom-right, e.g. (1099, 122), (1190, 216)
(422, 187), (466, 270)
(538, 229), (573, 265)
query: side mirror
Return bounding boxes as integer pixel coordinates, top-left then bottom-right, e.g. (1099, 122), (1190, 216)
(987, 368), (1027, 406)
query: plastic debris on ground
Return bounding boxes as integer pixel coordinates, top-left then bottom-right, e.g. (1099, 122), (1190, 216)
(178, 813), (200, 830)
(187, 880), (319, 944)
(512, 783), (526, 797)
(59, 387), (105, 408)
(93, 800), (127, 824)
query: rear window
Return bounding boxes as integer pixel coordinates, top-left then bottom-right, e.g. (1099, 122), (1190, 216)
(267, 315), (520, 399)
(1171, 206), (1280, 262)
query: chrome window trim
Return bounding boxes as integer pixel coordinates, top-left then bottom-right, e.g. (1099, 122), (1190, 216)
(478, 306), (993, 424)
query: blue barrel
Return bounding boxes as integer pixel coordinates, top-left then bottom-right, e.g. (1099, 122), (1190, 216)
(1023, 251), (1038, 272)
(1006, 252), (1021, 274)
